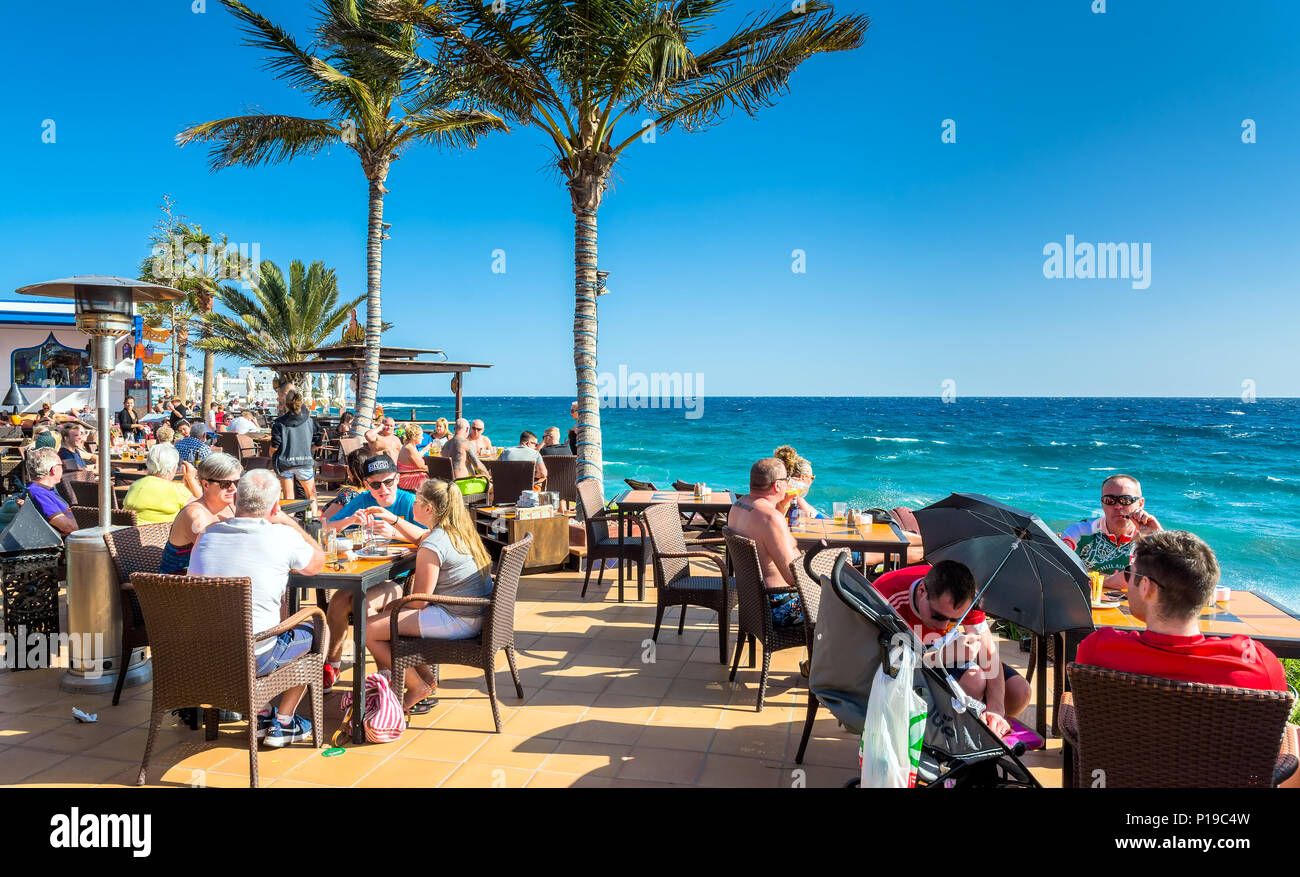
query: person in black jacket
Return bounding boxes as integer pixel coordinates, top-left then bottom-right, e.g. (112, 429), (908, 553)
(270, 388), (320, 502)
(117, 396), (145, 441)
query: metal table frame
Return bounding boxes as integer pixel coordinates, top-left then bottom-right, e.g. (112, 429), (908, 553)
(610, 489), (737, 603)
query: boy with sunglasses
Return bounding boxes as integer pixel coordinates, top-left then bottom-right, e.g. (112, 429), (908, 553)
(1061, 474), (1162, 589)
(1076, 530), (1285, 690)
(873, 560), (1032, 738)
(320, 455), (430, 689)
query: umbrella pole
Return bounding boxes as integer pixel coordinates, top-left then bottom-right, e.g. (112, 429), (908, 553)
(932, 542), (1019, 652)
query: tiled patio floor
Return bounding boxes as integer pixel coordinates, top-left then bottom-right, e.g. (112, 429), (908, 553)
(0, 567), (1064, 788)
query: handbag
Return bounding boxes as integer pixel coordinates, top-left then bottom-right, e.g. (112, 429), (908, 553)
(334, 670), (405, 745)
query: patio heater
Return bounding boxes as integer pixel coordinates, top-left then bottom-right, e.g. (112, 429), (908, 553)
(15, 276), (182, 693)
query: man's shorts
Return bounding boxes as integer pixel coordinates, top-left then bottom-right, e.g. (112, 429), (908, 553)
(946, 662), (1020, 682)
(255, 624), (314, 676)
(277, 466), (316, 482)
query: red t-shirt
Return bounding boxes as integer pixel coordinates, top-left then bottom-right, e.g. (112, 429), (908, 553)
(872, 564), (986, 645)
(1076, 627), (1287, 691)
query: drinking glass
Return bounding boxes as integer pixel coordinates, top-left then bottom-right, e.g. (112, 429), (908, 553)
(833, 502), (847, 523)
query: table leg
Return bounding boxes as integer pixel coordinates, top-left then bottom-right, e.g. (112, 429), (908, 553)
(288, 585), (300, 614)
(1034, 632), (1048, 739)
(351, 585), (367, 744)
(617, 507), (625, 604)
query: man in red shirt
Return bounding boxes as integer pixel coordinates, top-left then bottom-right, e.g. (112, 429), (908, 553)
(1076, 530), (1286, 691)
(873, 560), (1031, 738)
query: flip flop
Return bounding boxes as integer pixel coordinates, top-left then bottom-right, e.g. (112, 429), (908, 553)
(406, 695), (439, 715)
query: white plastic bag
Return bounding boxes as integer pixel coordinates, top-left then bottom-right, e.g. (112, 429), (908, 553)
(860, 639), (927, 788)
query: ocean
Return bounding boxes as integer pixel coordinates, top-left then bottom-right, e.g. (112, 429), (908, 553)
(376, 395), (1300, 610)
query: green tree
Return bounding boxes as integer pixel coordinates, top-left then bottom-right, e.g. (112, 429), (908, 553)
(177, 0), (508, 430)
(199, 258), (366, 389)
(375, 0), (869, 483)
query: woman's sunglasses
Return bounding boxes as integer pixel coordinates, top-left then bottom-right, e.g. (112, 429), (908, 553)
(204, 478), (238, 489)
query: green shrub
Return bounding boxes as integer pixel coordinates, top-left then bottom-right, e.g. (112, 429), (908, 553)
(1285, 659), (1300, 724)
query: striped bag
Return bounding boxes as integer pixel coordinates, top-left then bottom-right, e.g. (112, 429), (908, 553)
(335, 671), (405, 744)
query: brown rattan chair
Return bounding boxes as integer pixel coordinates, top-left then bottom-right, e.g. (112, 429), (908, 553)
(724, 529), (813, 711)
(541, 454), (577, 504)
(70, 505), (137, 530)
(641, 503), (735, 664)
(425, 455), (454, 481)
(103, 523), (173, 706)
(482, 459), (534, 505)
(791, 542), (850, 763)
(130, 572), (327, 788)
(625, 478), (657, 491)
(1058, 662), (1298, 788)
(68, 478), (119, 509)
(671, 478), (727, 535)
(388, 533), (532, 732)
(577, 479), (650, 598)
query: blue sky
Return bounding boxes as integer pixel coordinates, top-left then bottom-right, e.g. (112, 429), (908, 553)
(2, 0), (1297, 398)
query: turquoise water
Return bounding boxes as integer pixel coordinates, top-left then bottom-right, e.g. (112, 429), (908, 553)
(378, 396), (1300, 610)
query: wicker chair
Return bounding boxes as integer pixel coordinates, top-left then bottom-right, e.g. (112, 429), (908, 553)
(671, 479), (727, 535)
(625, 478), (657, 491)
(388, 534), (532, 732)
(1058, 662), (1298, 788)
(70, 506), (137, 530)
(68, 478), (119, 509)
(792, 542), (850, 763)
(724, 529), (813, 711)
(641, 503), (735, 664)
(425, 455), (454, 481)
(482, 459), (534, 505)
(542, 454), (578, 504)
(577, 479), (651, 598)
(102, 523), (172, 706)
(130, 572), (327, 788)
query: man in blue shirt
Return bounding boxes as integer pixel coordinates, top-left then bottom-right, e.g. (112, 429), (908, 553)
(173, 419), (212, 466)
(19, 448), (78, 536)
(319, 455), (428, 691)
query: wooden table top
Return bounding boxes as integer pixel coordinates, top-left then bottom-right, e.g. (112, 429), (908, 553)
(613, 489), (737, 511)
(790, 516), (910, 547)
(1090, 590), (1300, 649)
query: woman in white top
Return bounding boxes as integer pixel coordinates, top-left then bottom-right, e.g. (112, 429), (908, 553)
(364, 478), (494, 712)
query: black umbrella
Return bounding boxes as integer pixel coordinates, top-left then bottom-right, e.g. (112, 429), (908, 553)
(913, 493), (1093, 637)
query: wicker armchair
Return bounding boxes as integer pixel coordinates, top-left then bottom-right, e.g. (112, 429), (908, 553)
(482, 459), (534, 505)
(641, 503), (735, 664)
(724, 529), (811, 711)
(130, 572), (327, 788)
(542, 454), (577, 504)
(388, 534), (532, 732)
(577, 479), (651, 598)
(70, 506), (137, 530)
(425, 455), (454, 481)
(68, 477), (118, 509)
(792, 542), (850, 763)
(625, 478), (657, 491)
(102, 523), (172, 706)
(671, 479), (727, 535)
(1059, 662), (1298, 788)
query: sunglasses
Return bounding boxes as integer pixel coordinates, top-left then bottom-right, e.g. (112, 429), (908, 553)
(1101, 494), (1141, 506)
(470, 426), (483, 432)
(1120, 567), (1160, 588)
(205, 478), (239, 489)
(367, 476), (397, 491)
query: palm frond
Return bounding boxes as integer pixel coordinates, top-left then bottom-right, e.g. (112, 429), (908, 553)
(177, 113), (343, 170)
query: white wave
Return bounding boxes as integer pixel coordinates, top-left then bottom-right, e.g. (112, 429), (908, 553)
(931, 440), (948, 445)
(1227, 410), (1246, 416)
(1040, 466), (1060, 470)
(1267, 476), (1285, 483)
(881, 455), (898, 460)
(1092, 441), (1108, 446)
(1210, 451), (1229, 455)
(1088, 467), (1116, 471)
(1049, 441), (1069, 446)
(868, 436), (921, 443)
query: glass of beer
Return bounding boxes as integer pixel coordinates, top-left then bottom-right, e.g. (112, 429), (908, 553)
(1089, 571), (1105, 604)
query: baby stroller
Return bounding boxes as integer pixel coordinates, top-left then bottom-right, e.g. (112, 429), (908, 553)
(808, 553), (1040, 788)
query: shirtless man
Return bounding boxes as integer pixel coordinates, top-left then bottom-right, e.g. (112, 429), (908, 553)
(468, 419), (493, 456)
(364, 416), (402, 461)
(728, 458), (803, 623)
(441, 418), (488, 481)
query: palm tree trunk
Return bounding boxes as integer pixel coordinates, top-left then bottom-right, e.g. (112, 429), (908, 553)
(572, 204), (603, 485)
(202, 350), (215, 413)
(175, 319), (189, 403)
(354, 173), (387, 430)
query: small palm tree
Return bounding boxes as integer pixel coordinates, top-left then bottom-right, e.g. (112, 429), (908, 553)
(177, 0), (509, 430)
(199, 259), (365, 388)
(377, 0), (869, 483)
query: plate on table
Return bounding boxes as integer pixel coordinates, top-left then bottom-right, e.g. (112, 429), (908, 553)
(1091, 597), (1122, 609)
(355, 546), (402, 558)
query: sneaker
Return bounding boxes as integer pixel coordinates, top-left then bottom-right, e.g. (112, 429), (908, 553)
(323, 663), (340, 692)
(255, 712), (275, 740)
(263, 715), (312, 748)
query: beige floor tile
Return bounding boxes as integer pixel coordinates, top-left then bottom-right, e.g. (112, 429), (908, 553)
(431, 698), (517, 734)
(467, 733), (560, 770)
(607, 673), (674, 700)
(353, 756), (459, 788)
(539, 673), (612, 696)
(0, 685), (67, 714)
(564, 715), (648, 746)
(500, 707), (581, 741)
(617, 746), (706, 785)
(265, 777), (335, 788)
(525, 770), (606, 788)
(399, 726), (491, 762)
(650, 705), (725, 728)
(634, 723), (716, 752)
(22, 720), (138, 755)
(695, 753), (779, 788)
(709, 725), (790, 761)
(440, 762), (534, 788)
(197, 744), (323, 781)
(0, 713), (65, 741)
(278, 748), (389, 786)
(0, 748), (71, 784)
(22, 755), (137, 786)
(540, 739), (632, 777)
(520, 687), (595, 713)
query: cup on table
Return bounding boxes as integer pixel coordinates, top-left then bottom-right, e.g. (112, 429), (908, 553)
(1214, 586), (1231, 605)
(1089, 571), (1105, 604)
(833, 502), (847, 523)
(336, 537), (354, 562)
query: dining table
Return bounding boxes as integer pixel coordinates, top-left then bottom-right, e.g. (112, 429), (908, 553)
(789, 516), (912, 572)
(285, 539), (419, 743)
(609, 489), (737, 602)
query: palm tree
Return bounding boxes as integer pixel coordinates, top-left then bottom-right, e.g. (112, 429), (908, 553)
(375, 0), (869, 484)
(199, 258), (365, 388)
(176, 0), (509, 430)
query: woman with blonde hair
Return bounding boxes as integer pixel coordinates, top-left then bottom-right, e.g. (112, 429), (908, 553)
(363, 478), (494, 713)
(424, 417), (451, 454)
(773, 444), (823, 518)
(396, 422), (426, 491)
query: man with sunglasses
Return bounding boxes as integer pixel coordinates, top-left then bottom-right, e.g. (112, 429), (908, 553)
(873, 561), (1032, 738)
(320, 455), (429, 690)
(1061, 474), (1163, 589)
(469, 419), (493, 456)
(1076, 531), (1286, 690)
